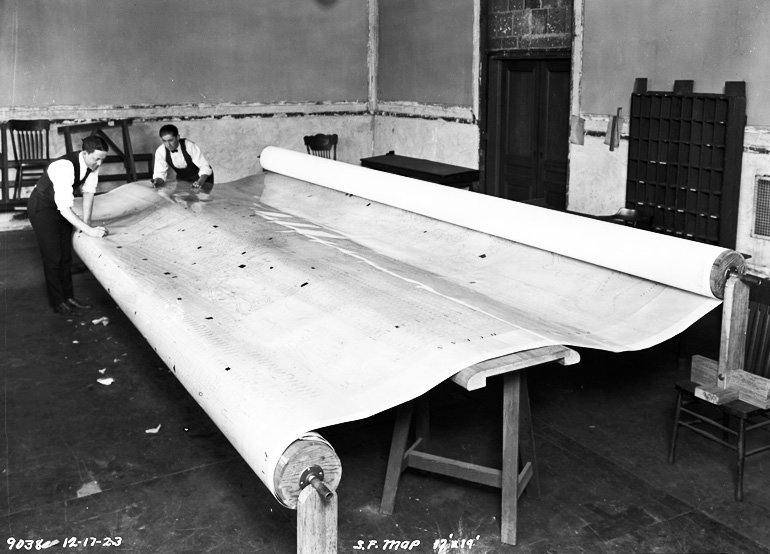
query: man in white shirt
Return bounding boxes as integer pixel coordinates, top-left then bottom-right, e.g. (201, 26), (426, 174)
(150, 124), (214, 189)
(27, 135), (110, 316)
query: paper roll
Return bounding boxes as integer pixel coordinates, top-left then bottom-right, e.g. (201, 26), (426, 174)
(260, 146), (743, 298)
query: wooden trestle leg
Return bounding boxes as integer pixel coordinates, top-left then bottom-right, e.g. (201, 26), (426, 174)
(297, 485), (337, 554)
(379, 345), (580, 546)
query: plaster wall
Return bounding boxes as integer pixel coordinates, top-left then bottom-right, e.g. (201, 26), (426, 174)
(567, 124), (627, 216)
(372, 116), (480, 169)
(736, 128), (770, 277)
(581, 0), (770, 126)
(377, 0), (474, 106)
(17, 113), (373, 194)
(0, 1), (369, 107)
(125, 115), (374, 183)
(16, 110), (479, 194)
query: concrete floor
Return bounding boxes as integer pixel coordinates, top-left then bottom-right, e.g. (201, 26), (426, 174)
(2, 227), (770, 554)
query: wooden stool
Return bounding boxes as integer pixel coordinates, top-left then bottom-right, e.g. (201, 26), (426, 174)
(379, 345), (580, 545)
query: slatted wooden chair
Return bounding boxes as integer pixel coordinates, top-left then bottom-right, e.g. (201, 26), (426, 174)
(8, 119), (51, 199)
(303, 134), (338, 160)
(668, 283), (770, 501)
(1, 121), (8, 204)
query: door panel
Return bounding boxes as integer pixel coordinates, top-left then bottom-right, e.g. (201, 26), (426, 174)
(539, 61), (571, 208)
(501, 61), (538, 201)
(486, 57), (570, 209)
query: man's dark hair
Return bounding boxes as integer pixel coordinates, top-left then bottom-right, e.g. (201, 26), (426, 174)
(159, 124), (179, 137)
(82, 135), (109, 153)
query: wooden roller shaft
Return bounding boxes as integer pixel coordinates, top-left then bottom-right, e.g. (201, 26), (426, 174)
(710, 250), (746, 299)
(273, 437), (342, 509)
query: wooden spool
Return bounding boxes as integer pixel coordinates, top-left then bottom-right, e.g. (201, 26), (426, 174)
(710, 250), (746, 298)
(273, 437), (342, 509)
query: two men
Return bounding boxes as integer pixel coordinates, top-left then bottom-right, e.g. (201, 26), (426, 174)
(28, 125), (214, 316)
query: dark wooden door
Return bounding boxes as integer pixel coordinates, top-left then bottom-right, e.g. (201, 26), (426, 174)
(486, 58), (570, 209)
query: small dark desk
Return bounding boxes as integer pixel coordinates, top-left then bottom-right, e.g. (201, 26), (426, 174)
(360, 153), (479, 189)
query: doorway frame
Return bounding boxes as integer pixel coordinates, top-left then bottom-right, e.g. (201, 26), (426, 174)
(479, 49), (572, 200)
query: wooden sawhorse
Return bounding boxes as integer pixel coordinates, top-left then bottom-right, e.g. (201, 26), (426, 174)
(380, 345), (580, 545)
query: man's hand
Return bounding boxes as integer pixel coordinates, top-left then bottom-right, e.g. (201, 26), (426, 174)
(87, 226), (109, 238)
(151, 178), (164, 187)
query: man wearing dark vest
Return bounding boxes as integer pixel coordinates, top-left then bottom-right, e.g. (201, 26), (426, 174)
(27, 135), (110, 316)
(150, 124), (214, 189)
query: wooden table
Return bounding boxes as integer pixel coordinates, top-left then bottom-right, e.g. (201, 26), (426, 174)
(380, 345), (580, 545)
(58, 118), (153, 183)
(360, 153), (480, 189)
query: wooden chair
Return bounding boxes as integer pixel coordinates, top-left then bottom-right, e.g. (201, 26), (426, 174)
(304, 134), (338, 160)
(1, 121), (9, 204)
(669, 281), (770, 501)
(8, 119), (51, 199)
(569, 207), (652, 229)
(593, 207), (651, 229)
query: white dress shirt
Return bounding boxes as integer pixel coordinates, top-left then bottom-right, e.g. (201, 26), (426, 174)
(152, 139), (212, 182)
(47, 152), (99, 211)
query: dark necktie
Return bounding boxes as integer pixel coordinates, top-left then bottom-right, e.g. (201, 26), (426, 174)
(81, 168), (92, 185)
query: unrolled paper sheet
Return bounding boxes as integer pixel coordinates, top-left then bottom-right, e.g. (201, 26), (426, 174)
(73, 149), (735, 505)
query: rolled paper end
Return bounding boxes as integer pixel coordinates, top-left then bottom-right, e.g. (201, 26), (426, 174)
(710, 250), (746, 299)
(273, 436), (341, 509)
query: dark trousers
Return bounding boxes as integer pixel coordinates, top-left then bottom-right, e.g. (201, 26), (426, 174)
(27, 192), (74, 307)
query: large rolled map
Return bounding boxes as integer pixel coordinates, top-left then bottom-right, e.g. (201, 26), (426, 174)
(73, 147), (742, 507)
